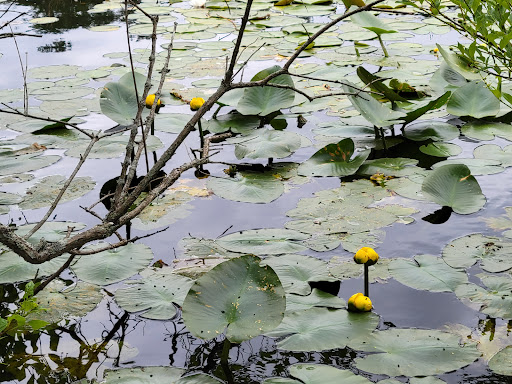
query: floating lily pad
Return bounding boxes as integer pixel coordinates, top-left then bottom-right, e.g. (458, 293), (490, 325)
(420, 142), (462, 157)
(265, 307), (379, 352)
(182, 255), (286, 343)
(261, 254), (337, 295)
(329, 256), (393, 283)
(442, 233), (512, 273)
(14, 221), (86, 245)
(357, 158), (419, 177)
(455, 274), (512, 319)
(0, 252), (71, 284)
(431, 158), (503, 176)
(29, 17), (59, 24)
(389, 255), (468, 292)
(207, 172), (285, 204)
(178, 236), (242, 259)
(176, 373), (224, 384)
(285, 289), (346, 313)
(101, 367), (185, 384)
(28, 65), (80, 79)
(353, 328), (480, 376)
(404, 121), (459, 141)
(461, 121), (512, 141)
(71, 243), (154, 286)
(115, 270), (194, 320)
(0, 153), (60, 176)
(0, 192), (23, 214)
(298, 138), (371, 177)
(489, 346), (512, 376)
(421, 164), (486, 214)
(216, 229), (309, 255)
(266, 364), (372, 384)
(229, 129), (302, 160)
(33, 279), (103, 324)
(19, 175), (95, 210)
(473, 144), (512, 167)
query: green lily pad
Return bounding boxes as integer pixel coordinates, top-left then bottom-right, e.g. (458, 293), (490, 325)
(0, 192), (23, 214)
(474, 144), (512, 167)
(404, 121), (459, 141)
(489, 346), (512, 376)
(329, 256), (393, 283)
(0, 153), (60, 176)
(28, 65), (80, 79)
(182, 255), (286, 343)
(265, 307), (379, 352)
(203, 112), (260, 135)
(229, 129), (302, 160)
(71, 243), (154, 286)
(261, 254), (337, 295)
(0, 252), (71, 284)
(176, 373), (224, 384)
(19, 175), (95, 210)
(421, 164), (486, 214)
(461, 121), (512, 141)
(298, 138), (370, 177)
(101, 367), (185, 384)
(442, 233), (512, 273)
(207, 172), (285, 204)
(357, 158), (419, 177)
(29, 17), (59, 24)
(216, 229), (309, 255)
(237, 65), (295, 116)
(178, 236), (242, 259)
(115, 269), (194, 320)
(431, 159), (503, 175)
(420, 142), (462, 157)
(447, 81), (500, 118)
(267, 364), (372, 384)
(353, 328), (480, 376)
(14, 221), (86, 245)
(33, 279), (103, 324)
(436, 44), (481, 81)
(285, 289), (346, 313)
(455, 274), (512, 319)
(389, 255), (468, 292)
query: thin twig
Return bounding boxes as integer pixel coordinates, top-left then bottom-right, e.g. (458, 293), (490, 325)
(34, 254), (76, 294)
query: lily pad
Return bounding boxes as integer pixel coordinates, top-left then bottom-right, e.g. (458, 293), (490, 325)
(115, 270), (194, 320)
(431, 159), (503, 176)
(229, 129), (302, 160)
(455, 274), (512, 319)
(420, 142), (462, 157)
(101, 367), (185, 384)
(474, 144), (512, 167)
(442, 233), (512, 273)
(389, 255), (468, 292)
(182, 255), (286, 343)
(261, 254), (337, 295)
(421, 164), (486, 214)
(298, 138), (370, 177)
(447, 81), (500, 118)
(489, 346), (512, 376)
(0, 192), (23, 214)
(0, 252), (71, 284)
(0, 153), (60, 176)
(285, 289), (346, 313)
(357, 158), (419, 177)
(71, 243), (154, 286)
(265, 307), (379, 352)
(267, 364), (372, 384)
(19, 175), (95, 210)
(216, 229), (309, 255)
(353, 328), (480, 376)
(461, 121), (512, 141)
(404, 121), (459, 142)
(14, 221), (86, 245)
(207, 172), (284, 204)
(176, 374), (224, 384)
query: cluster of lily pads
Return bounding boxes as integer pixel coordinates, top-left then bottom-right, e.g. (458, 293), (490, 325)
(2, 0), (512, 382)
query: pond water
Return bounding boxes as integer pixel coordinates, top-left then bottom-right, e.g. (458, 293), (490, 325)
(1, 0), (512, 383)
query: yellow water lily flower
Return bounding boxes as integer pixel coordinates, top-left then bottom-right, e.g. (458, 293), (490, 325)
(190, 97), (205, 111)
(354, 246), (379, 266)
(354, 294), (372, 312)
(145, 94), (161, 108)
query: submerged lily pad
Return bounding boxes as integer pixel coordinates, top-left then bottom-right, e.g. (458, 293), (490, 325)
(265, 307), (379, 352)
(261, 254), (337, 295)
(442, 233), (512, 273)
(353, 328), (480, 376)
(182, 255), (286, 343)
(389, 255), (468, 292)
(115, 269), (194, 320)
(71, 243), (154, 286)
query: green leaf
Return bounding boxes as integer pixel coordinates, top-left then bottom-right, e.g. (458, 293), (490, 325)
(0, 252), (71, 284)
(182, 255), (286, 343)
(473, 144), (512, 167)
(100, 71), (147, 125)
(420, 142), (462, 157)
(14, 221), (86, 246)
(207, 172), (285, 203)
(285, 289), (345, 313)
(356, 67), (408, 103)
(216, 229), (310, 255)
(403, 92), (452, 123)
(230, 129), (302, 160)
(71, 243), (154, 286)
(421, 164), (486, 214)
(443, 233), (512, 272)
(404, 121), (459, 142)
(101, 367), (186, 384)
(0, 153), (60, 176)
(272, 364), (373, 384)
(237, 65), (295, 116)
(432, 158), (503, 176)
(261, 254), (337, 295)
(350, 10), (397, 35)
(342, 83), (405, 127)
(298, 138), (370, 177)
(115, 270), (194, 320)
(389, 255), (468, 292)
(0, 318), (8, 333)
(176, 374), (224, 384)
(436, 44), (481, 81)
(447, 81), (500, 118)
(265, 307), (379, 352)
(357, 157), (420, 177)
(27, 319), (49, 331)
(489, 346), (512, 376)
(455, 274), (512, 319)
(461, 121), (512, 141)
(353, 328), (480, 376)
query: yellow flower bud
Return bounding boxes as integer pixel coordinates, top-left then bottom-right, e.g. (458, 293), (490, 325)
(354, 295), (372, 312)
(354, 247), (379, 266)
(190, 97), (205, 111)
(347, 292), (364, 312)
(145, 94), (161, 108)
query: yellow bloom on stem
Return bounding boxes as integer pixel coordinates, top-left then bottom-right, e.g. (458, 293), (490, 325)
(145, 94), (161, 108)
(190, 97), (205, 111)
(354, 247), (379, 266)
(348, 292), (364, 312)
(354, 295), (372, 312)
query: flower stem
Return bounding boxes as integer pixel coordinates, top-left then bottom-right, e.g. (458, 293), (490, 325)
(377, 34), (389, 57)
(364, 264), (369, 297)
